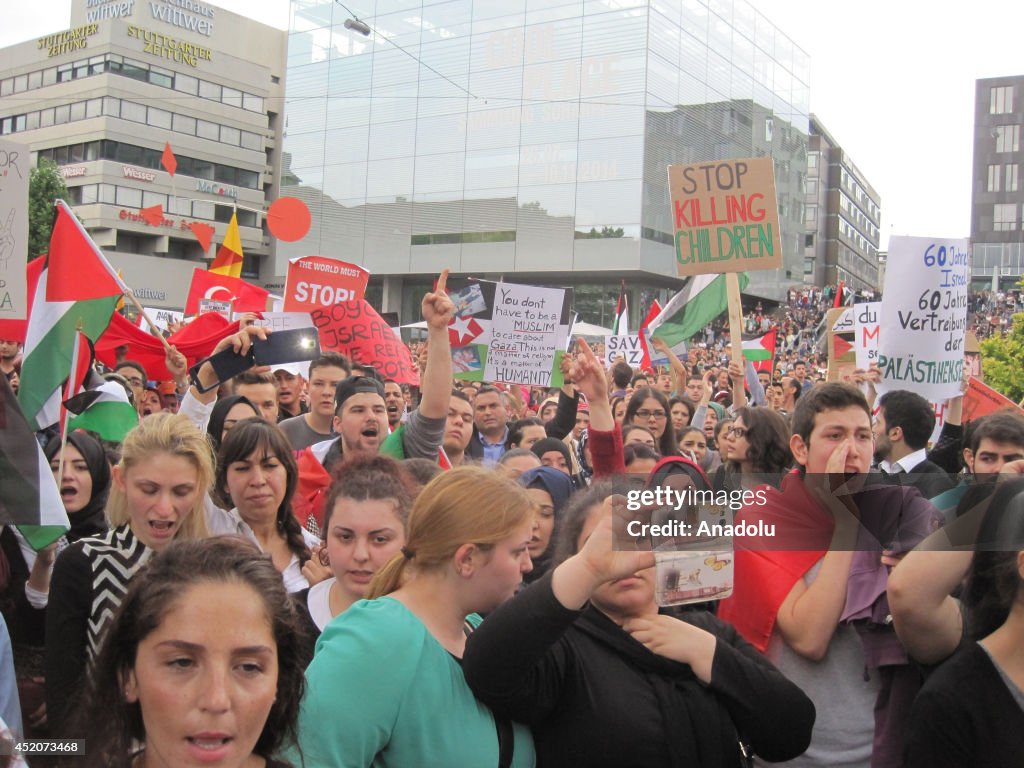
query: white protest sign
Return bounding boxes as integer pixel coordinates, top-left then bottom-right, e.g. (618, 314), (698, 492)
(604, 335), (643, 367)
(854, 302), (881, 369)
(878, 236), (969, 401)
(0, 138), (29, 321)
(140, 307), (184, 335)
(247, 311), (315, 331)
(485, 281), (567, 385)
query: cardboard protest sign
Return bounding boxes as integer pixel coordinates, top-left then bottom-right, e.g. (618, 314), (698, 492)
(0, 138), (29, 324)
(962, 378), (1021, 423)
(825, 307), (856, 383)
(604, 335), (644, 367)
(854, 302), (881, 369)
(283, 256), (369, 313)
(964, 330), (982, 380)
(877, 237), (969, 401)
(309, 300), (420, 385)
(248, 311), (315, 332)
(444, 279), (573, 386)
(140, 307), (184, 335)
(667, 157), (782, 276)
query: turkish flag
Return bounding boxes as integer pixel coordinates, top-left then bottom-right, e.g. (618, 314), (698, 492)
(185, 268), (269, 315)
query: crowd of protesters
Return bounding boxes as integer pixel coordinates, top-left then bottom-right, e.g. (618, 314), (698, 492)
(2, 274), (1024, 768)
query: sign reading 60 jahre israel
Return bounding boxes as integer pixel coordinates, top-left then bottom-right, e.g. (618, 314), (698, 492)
(667, 158), (782, 276)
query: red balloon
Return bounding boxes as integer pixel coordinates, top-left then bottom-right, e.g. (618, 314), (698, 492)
(267, 197), (311, 242)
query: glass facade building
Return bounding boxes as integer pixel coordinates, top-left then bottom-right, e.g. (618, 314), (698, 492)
(281, 0), (810, 323)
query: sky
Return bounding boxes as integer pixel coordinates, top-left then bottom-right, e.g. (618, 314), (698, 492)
(5, 0), (1024, 251)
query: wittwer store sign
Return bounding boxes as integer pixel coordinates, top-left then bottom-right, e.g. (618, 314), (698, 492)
(85, 0), (216, 36)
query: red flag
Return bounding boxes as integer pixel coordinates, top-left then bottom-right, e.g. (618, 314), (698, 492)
(161, 143), (177, 176)
(96, 312), (240, 380)
(189, 222), (216, 252)
(185, 268), (269, 315)
(309, 300), (420, 385)
(637, 300), (662, 370)
(833, 280), (845, 308)
(46, 201), (127, 302)
(0, 257), (44, 343)
(60, 329), (93, 435)
(140, 205), (164, 227)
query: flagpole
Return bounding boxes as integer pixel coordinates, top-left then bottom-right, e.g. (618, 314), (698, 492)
(55, 324), (84, 492)
(725, 273), (745, 369)
(123, 290), (174, 353)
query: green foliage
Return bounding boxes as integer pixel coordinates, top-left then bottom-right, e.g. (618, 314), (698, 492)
(575, 226), (625, 239)
(980, 312), (1024, 403)
(28, 159), (69, 259)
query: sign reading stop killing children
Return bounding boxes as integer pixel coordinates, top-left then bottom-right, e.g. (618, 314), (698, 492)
(878, 236), (969, 402)
(667, 157), (782, 276)
(283, 255), (369, 313)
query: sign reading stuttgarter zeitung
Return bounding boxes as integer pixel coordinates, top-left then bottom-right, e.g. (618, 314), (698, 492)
(668, 158), (782, 276)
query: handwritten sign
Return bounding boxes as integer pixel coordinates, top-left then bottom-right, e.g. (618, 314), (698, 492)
(0, 139), (28, 322)
(854, 302), (881, 369)
(485, 282), (567, 386)
(140, 307), (184, 335)
(604, 335), (643, 367)
(878, 237), (969, 401)
(249, 311), (314, 332)
(825, 307), (856, 383)
(283, 255), (369, 313)
(667, 157), (782, 276)
(309, 300), (419, 385)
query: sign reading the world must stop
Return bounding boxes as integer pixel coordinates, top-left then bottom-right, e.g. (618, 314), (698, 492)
(283, 255), (370, 313)
(667, 157), (782, 276)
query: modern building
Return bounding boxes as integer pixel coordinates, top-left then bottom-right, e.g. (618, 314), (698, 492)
(0, 0), (286, 308)
(279, 0), (811, 325)
(971, 75), (1023, 290)
(803, 114), (881, 291)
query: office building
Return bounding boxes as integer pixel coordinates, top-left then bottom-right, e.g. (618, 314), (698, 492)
(972, 75), (1023, 290)
(279, 0), (811, 324)
(803, 115), (881, 291)
(0, 0), (286, 308)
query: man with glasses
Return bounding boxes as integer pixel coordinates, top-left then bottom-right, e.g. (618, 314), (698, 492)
(114, 360), (148, 411)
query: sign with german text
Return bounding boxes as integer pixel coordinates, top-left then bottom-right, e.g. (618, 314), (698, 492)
(0, 138), (28, 324)
(878, 236), (969, 401)
(962, 378), (1020, 423)
(854, 302), (881, 369)
(667, 157), (782, 276)
(283, 256), (369, 313)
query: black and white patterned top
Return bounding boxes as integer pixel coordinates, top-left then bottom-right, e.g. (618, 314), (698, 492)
(45, 524), (152, 735)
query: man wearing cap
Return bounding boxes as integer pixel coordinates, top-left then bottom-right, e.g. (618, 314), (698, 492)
(274, 364), (308, 422)
(307, 377), (391, 474)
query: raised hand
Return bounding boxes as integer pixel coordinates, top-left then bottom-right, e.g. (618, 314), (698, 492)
(422, 269), (455, 331)
(563, 338), (609, 405)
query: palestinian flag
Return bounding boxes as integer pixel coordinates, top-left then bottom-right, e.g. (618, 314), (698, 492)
(209, 211), (244, 278)
(19, 201), (125, 430)
(60, 329), (94, 436)
(648, 273), (749, 347)
(613, 281), (629, 335)
(65, 380), (139, 443)
(742, 329), (776, 373)
(381, 424), (452, 468)
(0, 375), (69, 540)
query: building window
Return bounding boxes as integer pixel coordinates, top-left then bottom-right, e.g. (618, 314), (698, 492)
(988, 164), (1001, 192)
(805, 234), (814, 248)
(807, 152), (818, 170)
(1007, 164), (1019, 193)
(994, 203), (1018, 231)
(804, 205), (816, 224)
(996, 125), (1020, 153)
(991, 85), (1015, 115)
(806, 177), (817, 195)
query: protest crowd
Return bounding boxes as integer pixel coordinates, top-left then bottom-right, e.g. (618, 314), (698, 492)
(4, 242), (1024, 768)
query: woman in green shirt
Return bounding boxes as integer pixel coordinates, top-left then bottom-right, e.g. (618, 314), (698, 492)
(293, 466), (536, 768)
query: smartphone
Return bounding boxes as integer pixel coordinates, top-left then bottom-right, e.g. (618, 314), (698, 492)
(190, 346), (256, 392)
(253, 328), (321, 366)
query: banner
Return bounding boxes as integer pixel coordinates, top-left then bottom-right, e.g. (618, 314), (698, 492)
(309, 300), (420, 385)
(962, 378), (1021, 423)
(604, 335), (643, 367)
(283, 256), (369, 313)
(185, 268), (269, 315)
(445, 279), (573, 386)
(667, 157), (782, 276)
(854, 302), (881, 369)
(877, 237), (969, 401)
(0, 138), (28, 324)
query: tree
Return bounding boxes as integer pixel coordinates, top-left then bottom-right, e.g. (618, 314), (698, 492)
(28, 159), (68, 259)
(980, 312), (1024, 403)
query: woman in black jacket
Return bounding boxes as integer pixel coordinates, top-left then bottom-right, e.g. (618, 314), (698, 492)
(462, 481), (815, 768)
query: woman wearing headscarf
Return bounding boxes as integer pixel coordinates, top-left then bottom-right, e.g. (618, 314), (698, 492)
(518, 466), (574, 584)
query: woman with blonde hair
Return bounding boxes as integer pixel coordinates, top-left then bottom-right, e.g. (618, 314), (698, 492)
(293, 466), (536, 767)
(45, 412), (213, 736)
